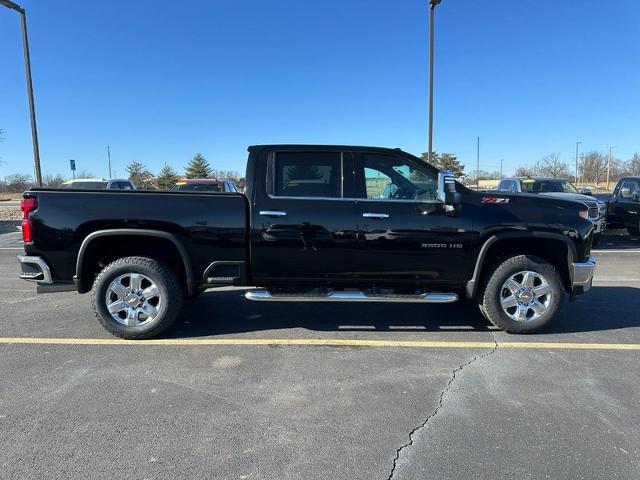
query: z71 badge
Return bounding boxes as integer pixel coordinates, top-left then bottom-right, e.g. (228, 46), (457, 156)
(482, 197), (509, 204)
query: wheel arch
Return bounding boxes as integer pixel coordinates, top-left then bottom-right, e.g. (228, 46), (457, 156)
(466, 231), (576, 299)
(75, 229), (195, 295)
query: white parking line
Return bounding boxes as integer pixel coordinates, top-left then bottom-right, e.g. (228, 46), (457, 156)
(593, 250), (640, 253)
(0, 248), (22, 251)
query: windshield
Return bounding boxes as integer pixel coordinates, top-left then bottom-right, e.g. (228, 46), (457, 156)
(520, 179), (578, 194)
(172, 182), (222, 192)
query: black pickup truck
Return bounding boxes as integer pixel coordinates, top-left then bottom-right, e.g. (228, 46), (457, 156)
(18, 145), (596, 338)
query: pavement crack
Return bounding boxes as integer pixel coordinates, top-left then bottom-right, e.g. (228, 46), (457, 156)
(386, 335), (498, 480)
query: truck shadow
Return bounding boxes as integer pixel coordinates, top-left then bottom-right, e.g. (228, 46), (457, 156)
(165, 286), (639, 338)
(594, 230), (640, 250)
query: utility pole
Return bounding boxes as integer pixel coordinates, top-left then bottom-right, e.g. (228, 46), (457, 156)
(0, 0), (42, 186)
(107, 146), (112, 179)
(606, 145), (616, 191)
(575, 141), (581, 186)
(427, 0), (442, 163)
(476, 136), (480, 188)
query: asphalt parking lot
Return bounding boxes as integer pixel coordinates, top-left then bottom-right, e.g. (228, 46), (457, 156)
(1, 228), (639, 479)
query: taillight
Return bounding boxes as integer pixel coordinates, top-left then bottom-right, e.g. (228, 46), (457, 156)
(21, 197), (37, 244)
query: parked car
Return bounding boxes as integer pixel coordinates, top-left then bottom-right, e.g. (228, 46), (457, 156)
(497, 176), (606, 245)
(60, 178), (136, 190)
(172, 179), (238, 193)
(18, 145), (596, 339)
(606, 177), (640, 236)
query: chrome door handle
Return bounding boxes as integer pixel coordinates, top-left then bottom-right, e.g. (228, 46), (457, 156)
(259, 210), (287, 217)
(362, 212), (389, 219)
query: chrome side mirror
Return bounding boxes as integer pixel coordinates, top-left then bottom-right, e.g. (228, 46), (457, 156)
(437, 171), (461, 213)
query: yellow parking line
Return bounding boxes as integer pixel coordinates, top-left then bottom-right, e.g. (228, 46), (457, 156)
(0, 337), (639, 350)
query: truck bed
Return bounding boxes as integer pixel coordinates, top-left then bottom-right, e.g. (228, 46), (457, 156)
(23, 188), (248, 288)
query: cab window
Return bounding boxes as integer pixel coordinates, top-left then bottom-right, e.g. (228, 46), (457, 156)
(357, 153), (438, 201)
(619, 179), (640, 197)
(498, 180), (517, 192)
(273, 152), (342, 198)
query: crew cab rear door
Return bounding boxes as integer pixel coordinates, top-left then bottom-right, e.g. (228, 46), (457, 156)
(250, 149), (359, 282)
(352, 151), (472, 284)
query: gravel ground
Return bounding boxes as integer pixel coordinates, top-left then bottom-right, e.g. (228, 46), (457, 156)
(0, 206), (20, 234)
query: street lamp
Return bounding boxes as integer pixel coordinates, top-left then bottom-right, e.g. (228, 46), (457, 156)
(427, 0), (442, 164)
(575, 141), (581, 185)
(1, 0), (42, 187)
(575, 142), (582, 187)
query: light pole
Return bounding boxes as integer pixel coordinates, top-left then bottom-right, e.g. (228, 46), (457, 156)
(575, 141), (581, 186)
(1, 0), (42, 187)
(606, 145), (616, 191)
(427, 0), (442, 164)
(107, 146), (112, 179)
(476, 136), (480, 188)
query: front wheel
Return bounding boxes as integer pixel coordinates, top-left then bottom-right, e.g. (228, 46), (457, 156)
(91, 256), (183, 339)
(479, 255), (564, 334)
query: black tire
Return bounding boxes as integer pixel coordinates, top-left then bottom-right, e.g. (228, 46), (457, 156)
(592, 233), (601, 247)
(91, 256), (183, 339)
(479, 254), (564, 334)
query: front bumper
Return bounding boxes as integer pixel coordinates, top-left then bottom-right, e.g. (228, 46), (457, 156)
(571, 255), (596, 294)
(593, 217), (606, 234)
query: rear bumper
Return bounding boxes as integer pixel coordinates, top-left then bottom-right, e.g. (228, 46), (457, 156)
(18, 255), (53, 283)
(571, 255), (596, 294)
(18, 255), (76, 293)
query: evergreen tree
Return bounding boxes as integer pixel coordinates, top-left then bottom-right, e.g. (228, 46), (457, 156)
(156, 163), (179, 190)
(420, 152), (465, 177)
(126, 161), (156, 189)
(185, 153), (212, 178)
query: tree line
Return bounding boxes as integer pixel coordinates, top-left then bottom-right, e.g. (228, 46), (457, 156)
(126, 153), (244, 190)
(3, 148), (640, 193)
(0, 153), (245, 193)
(515, 151), (640, 186)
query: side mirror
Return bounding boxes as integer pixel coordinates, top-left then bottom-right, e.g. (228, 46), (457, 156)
(634, 192), (640, 202)
(579, 188), (592, 196)
(437, 171), (461, 213)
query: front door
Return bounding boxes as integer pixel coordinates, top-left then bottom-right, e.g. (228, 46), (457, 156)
(610, 178), (640, 229)
(250, 150), (359, 283)
(352, 151), (472, 285)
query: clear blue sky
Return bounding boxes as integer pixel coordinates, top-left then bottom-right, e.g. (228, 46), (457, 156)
(1, 0), (638, 179)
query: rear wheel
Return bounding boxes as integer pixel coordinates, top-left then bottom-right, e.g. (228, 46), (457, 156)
(91, 256), (183, 339)
(479, 255), (564, 333)
(592, 233), (601, 247)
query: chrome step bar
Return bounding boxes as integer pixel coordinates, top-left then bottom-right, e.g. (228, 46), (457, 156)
(244, 289), (458, 303)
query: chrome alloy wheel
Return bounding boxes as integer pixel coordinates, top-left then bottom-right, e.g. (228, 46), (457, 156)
(105, 273), (161, 327)
(499, 270), (552, 322)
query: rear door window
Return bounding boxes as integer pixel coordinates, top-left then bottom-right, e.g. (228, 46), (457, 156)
(273, 152), (342, 198)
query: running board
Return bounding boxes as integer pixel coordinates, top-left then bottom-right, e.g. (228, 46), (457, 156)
(244, 290), (459, 304)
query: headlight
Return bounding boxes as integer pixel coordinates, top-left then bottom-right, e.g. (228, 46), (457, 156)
(579, 210), (589, 219)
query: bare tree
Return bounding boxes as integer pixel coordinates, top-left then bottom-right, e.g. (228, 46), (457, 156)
(4, 174), (33, 193)
(537, 153), (570, 178)
(626, 153), (640, 177)
(43, 173), (66, 187)
(580, 151), (607, 186)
